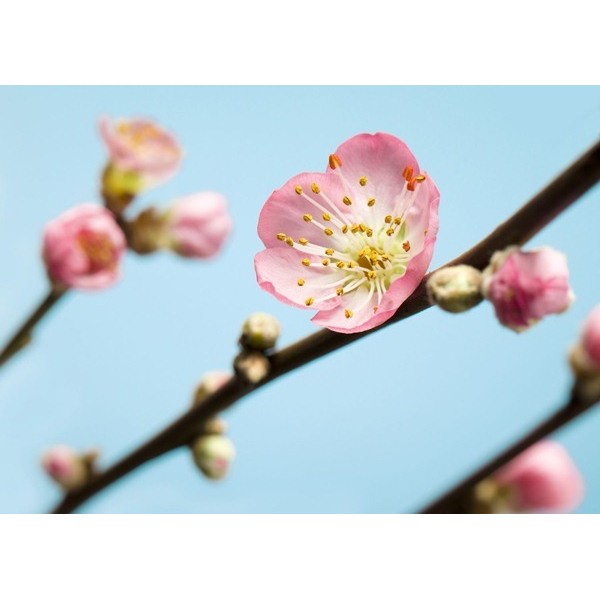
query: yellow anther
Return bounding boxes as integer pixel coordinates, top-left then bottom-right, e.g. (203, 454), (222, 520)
(305, 297), (314, 306)
(384, 215), (392, 224)
(358, 247), (367, 257)
(302, 258), (311, 266)
(366, 228), (373, 237)
(295, 185), (303, 195)
(276, 233), (286, 241)
(416, 174), (426, 182)
(337, 261), (346, 269)
(298, 237), (308, 246)
(403, 241), (411, 252)
(359, 176), (367, 186)
(329, 153), (342, 169)
(297, 278), (305, 286)
(322, 212), (331, 222)
(341, 224), (348, 234)
(367, 198), (376, 207)
(381, 254), (389, 261)
(394, 217), (402, 225)
(402, 166), (414, 181)
(322, 258), (330, 266)
(367, 270), (376, 280)
(351, 224), (360, 233)
(325, 248), (334, 256)
(358, 224), (366, 233)
(344, 309), (353, 318)
(336, 288), (344, 296)
(303, 214), (313, 222)
(285, 236), (294, 247)
(386, 228), (395, 236)
(347, 261), (355, 268)
(343, 196), (352, 206)
(311, 182), (320, 194)
(324, 228), (334, 236)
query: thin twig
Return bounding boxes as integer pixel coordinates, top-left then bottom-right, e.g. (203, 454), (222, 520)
(51, 139), (600, 514)
(0, 288), (67, 370)
(420, 388), (598, 513)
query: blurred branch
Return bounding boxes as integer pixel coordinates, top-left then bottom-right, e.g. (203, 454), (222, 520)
(0, 288), (66, 370)
(420, 386), (599, 513)
(51, 139), (600, 514)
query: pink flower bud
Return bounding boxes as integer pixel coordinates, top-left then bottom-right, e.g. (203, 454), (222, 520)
(41, 445), (88, 491)
(581, 305), (600, 371)
(167, 192), (232, 259)
(482, 246), (574, 332)
(42, 204), (126, 291)
(191, 435), (236, 480)
(193, 371), (231, 407)
(99, 116), (182, 190)
(493, 441), (584, 513)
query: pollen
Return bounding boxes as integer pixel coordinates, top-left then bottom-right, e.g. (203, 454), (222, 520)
(276, 233), (286, 241)
(297, 278), (305, 286)
(336, 288), (344, 296)
(367, 198), (376, 207)
(407, 178), (417, 191)
(295, 185), (303, 195)
(358, 224), (366, 233)
(325, 248), (334, 256)
(329, 154), (342, 169)
(298, 237), (308, 245)
(337, 261), (346, 269)
(305, 297), (314, 306)
(303, 213), (313, 222)
(351, 224), (360, 234)
(285, 236), (294, 247)
(394, 217), (402, 225)
(324, 228), (333, 236)
(402, 166), (413, 181)
(386, 228), (394, 236)
(343, 196), (352, 206)
(322, 258), (330, 266)
(359, 176), (367, 186)
(367, 270), (376, 280)
(416, 174), (426, 182)
(344, 309), (353, 318)
(302, 258), (311, 266)
(403, 241), (411, 252)
(311, 182), (320, 194)
(322, 212), (331, 221)
(366, 228), (373, 237)
(341, 224), (348, 234)
(347, 261), (355, 268)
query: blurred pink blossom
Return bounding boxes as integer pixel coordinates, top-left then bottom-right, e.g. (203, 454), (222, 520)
(581, 305), (600, 370)
(494, 440), (584, 513)
(167, 193), (232, 258)
(41, 445), (87, 491)
(482, 246), (573, 332)
(42, 204), (126, 290)
(254, 133), (440, 333)
(99, 116), (182, 188)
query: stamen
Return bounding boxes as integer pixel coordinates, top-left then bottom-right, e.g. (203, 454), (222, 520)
(303, 214), (313, 223)
(322, 258), (330, 266)
(276, 233), (286, 241)
(325, 248), (334, 256)
(358, 224), (366, 233)
(298, 238), (308, 246)
(337, 261), (346, 269)
(386, 228), (394, 236)
(311, 183), (320, 194)
(297, 279), (305, 286)
(366, 228), (373, 237)
(336, 288), (344, 296)
(394, 217), (402, 225)
(359, 177), (367, 186)
(367, 198), (376, 207)
(322, 212), (331, 221)
(295, 185), (303, 195)
(403, 241), (411, 252)
(416, 174), (426, 182)
(343, 196), (352, 206)
(341, 225), (348, 233)
(351, 224), (360, 234)
(301, 258), (310, 266)
(328, 154), (342, 169)
(324, 228), (334, 236)
(384, 215), (392, 224)
(402, 166), (413, 181)
(305, 297), (314, 306)
(285, 236), (294, 247)
(345, 309), (353, 318)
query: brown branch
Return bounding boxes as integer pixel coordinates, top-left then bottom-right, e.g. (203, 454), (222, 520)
(420, 387), (598, 513)
(51, 139), (600, 514)
(0, 288), (67, 370)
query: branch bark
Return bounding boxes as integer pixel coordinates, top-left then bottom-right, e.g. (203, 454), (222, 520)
(51, 139), (600, 514)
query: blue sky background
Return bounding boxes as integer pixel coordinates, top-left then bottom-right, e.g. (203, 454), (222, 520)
(0, 86), (599, 514)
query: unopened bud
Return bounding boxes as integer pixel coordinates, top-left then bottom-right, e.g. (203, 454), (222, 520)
(234, 351), (270, 384)
(240, 312), (281, 351)
(193, 371), (231, 407)
(202, 417), (228, 435)
(427, 265), (483, 313)
(191, 435), (235, 480)
(101, 163), (143, 214)
(127, 207), (170, 254)
(569, 306), (600, 401)
(41, 445), (92, 492)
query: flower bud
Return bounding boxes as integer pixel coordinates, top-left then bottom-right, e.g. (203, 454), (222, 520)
(192, 371), (231, 407)
(568, 306), (600, 401)
(99, 116), (182, 212)
(191, 435), (235, 480)
(482, 246), (574, 332)
(41, 445), (91, 492)
(234, 351), (270, 384)
(166, 193), (232, 259)
(240, 312), (281, 350)
(580, 305), (600, 371)
(426, 265), (483, 313)
(42, 204), (126, 291)
(473, 441), (584, 513)
(126, 207), (170, 255)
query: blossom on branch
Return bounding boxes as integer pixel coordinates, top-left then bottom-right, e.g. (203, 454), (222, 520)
(166, 193), (232, 259)
(42, 204), (126, 291)
(482, 246), (574, 332)
(99, 116), (182, 195)
(254, 133), (440, 333)
(41, 445), (91, 492)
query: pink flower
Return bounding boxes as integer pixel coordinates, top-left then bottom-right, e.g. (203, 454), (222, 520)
(254, 133), (440, 333)
(493, 441), (584, 513)
(41, 445), (87, 491)
(482, 246), (573, 332)
(581, 305), (600, 370)
(99, 116), (182, 187)
(167, 192), (232, 258)
(42, 204), (126, 291)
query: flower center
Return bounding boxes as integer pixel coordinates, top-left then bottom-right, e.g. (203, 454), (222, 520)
(78, 230), (117, 272)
